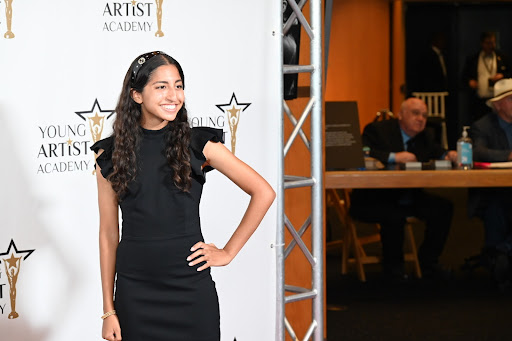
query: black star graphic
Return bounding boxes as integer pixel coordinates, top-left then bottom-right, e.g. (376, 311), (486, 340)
(0, 239), (35, 262)
(75, 98), (115, 121)
(215, 93), (251, 113)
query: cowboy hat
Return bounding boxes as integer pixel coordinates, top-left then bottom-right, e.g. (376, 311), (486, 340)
(487, 78), (512, 107)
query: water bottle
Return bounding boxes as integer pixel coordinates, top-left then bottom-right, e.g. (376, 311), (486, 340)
(457, 126), (473, 170)
(363, 146), (371, 158)
(362, 146), (373, 170)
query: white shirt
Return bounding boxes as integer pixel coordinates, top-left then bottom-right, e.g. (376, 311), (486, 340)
(432, 46), (447, 77)
(477, 51), (497, 98)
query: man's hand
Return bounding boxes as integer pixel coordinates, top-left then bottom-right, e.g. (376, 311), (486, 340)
(469, 79), (478, 89)
(394, 151), (417, 163)
(489, 73), (504, 85)
(444, 151), (458, 163)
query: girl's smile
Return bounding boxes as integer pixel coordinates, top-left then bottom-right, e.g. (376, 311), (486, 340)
(132, 64), (184, 130)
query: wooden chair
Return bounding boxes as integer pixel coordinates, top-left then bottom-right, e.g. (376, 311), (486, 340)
(326, 188), (422, 282)
(411, 91), (449, 149)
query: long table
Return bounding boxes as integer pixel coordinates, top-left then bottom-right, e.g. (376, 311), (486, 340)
(325, 169), (512, 189)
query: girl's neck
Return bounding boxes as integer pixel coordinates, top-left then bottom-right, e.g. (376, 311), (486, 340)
(140, 119), (169, 131)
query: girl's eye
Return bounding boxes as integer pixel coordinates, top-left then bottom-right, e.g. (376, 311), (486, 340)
(157, 85), (166, 89)
(176, 84), (183, 89)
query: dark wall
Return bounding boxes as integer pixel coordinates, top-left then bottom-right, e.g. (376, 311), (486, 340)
(405, 1), (512, 148)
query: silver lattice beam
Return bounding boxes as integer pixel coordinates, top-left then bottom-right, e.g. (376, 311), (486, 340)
(276, 0), (323, 340)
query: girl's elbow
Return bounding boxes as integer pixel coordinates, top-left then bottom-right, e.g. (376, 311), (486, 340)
(99, 224), (120, 241)
(263, 185), (276, 206)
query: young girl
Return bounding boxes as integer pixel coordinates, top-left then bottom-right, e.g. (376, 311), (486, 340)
(92, 51), (275, 341)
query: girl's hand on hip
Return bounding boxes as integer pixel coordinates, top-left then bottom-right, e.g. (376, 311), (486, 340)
(187, 242), (233, 271)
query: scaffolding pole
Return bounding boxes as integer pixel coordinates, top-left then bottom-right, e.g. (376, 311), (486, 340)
(277, 0), (323, 340)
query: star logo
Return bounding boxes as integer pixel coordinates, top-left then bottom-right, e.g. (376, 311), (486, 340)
(5, 254), (21, 268)
(0, 239), (35, 320)
(0, 239), (35, 262)
(75, 99), (115, 174)
(90, 112), (104, 126)
(215, 93), (251, 155)
(215, 93), (251, 114)
(75, 99), (115, 122)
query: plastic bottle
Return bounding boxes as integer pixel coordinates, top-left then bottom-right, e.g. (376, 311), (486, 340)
(358, 146), (371, 170)
(457, 126), (473, 170)
(363, 146), (371, 158)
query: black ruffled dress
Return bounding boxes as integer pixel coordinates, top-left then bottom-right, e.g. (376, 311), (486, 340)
(91, 125), (224, 340)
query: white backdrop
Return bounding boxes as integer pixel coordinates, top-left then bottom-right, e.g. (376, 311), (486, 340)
(0, 1), (280, 340)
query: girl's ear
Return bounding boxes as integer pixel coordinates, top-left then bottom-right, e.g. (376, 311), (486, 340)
(131, 89), (143, 104)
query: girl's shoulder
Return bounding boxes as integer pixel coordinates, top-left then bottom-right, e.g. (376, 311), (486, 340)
(90, 135), (115, 154)
(90, 136), (115, 178)
(189, 127), (225, 182)
(190, 127), (224, 154)
(87, 128), (225, 181)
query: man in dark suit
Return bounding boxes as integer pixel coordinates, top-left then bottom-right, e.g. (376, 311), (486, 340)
(462, 32), (511, 122)
(350, 98), (457, 280)
(413, 32), (459, 149)
(414, 32), (448, 93)
(469, 79), (512, 262)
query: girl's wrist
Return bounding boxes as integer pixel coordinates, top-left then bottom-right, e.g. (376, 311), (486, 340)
(101, 310), (116, 320)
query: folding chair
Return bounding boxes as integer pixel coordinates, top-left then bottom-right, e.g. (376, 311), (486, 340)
(326, 189), (422, 282)
(412, 91), (449, 149)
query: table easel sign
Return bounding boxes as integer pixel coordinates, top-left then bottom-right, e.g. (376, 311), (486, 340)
(325, 101), (365, 170)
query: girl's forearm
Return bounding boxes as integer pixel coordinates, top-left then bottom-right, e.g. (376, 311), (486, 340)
(223, 186), (275, 259)
(99, 230), (119, 312)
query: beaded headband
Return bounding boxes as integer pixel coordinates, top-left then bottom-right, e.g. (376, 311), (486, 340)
(130, 51), (161, 86)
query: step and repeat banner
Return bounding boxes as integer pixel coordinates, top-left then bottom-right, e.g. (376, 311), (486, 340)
(0, 1), (280, 340)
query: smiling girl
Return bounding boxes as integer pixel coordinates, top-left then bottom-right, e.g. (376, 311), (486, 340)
(92, 51), (275, 341)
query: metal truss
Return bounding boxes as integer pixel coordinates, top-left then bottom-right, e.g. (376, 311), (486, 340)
(276, 0), (323, 340)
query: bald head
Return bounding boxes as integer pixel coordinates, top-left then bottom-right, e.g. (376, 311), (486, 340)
(398, 98), (428, 137)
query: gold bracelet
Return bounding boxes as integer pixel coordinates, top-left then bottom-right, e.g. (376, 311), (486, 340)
(101, 310), (116, 320)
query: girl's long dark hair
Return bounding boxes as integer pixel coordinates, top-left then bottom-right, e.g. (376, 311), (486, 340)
(108, 52), (191, 198)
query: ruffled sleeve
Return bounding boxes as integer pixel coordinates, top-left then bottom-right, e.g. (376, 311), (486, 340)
(90, 136), (115, 179)
(189, 127), (225, 184)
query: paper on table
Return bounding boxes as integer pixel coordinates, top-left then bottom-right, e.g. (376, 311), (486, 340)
(473, 161), (512, 169)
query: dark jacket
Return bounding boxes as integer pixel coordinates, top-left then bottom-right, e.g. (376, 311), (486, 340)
(462, 51), (511, 90)
(363, 119), (446, 164)
(468, 113), (512, 217)
(471, 113), (512, 162)
(414, 46), (448, 92)
(352, 119), (446, 205)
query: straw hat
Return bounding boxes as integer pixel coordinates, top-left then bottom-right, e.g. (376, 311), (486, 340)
(487, 78), (512, 107)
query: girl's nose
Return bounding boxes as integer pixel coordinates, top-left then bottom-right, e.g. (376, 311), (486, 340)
(167, 89), (177, 101)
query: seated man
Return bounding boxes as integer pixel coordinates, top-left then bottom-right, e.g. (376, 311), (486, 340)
(470, 78), (512, 265)
(350, 98), (457, 280)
